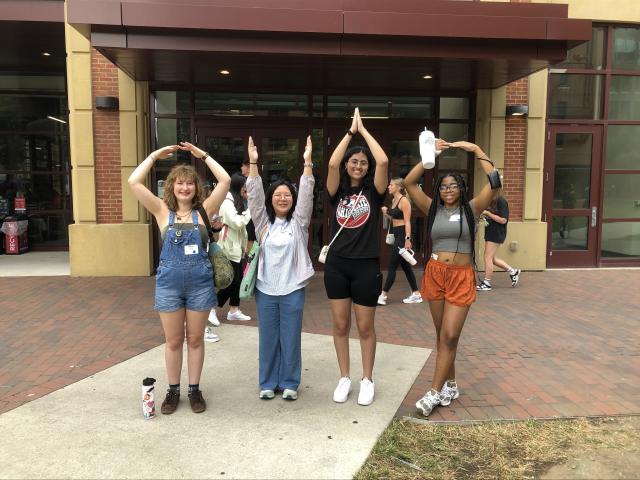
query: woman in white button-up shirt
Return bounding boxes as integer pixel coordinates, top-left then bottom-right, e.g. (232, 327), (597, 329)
(246, 136), (314, 401)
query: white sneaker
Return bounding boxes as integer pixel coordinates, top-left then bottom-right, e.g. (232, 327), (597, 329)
(204, 326), (220, 343)
(440, 380), (459, 405)
(419, 129), (436, 169)
(333, 377), (352, 403)
(377, 294), (387, 306)
(357, 378), (375, 406)
(259, 389), (275, 400)
(208, 309), (220, 326)
(415, 389), (441, 416)
(402, 293), (423, 304)
(227, 310), (251, 321)
(282, 389), (298, 401)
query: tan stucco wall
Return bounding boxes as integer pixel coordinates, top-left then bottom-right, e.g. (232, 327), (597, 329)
(66, 4), (152, 276)
(474, 84), (548, 271)
(68, 224), (153, 276)
(529, 0), (640, 22)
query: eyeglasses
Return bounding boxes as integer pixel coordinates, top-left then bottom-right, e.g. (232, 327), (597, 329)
(273, 193), (292, 199)
(439, 184), (460, 192)
(348, 159), (368, 167)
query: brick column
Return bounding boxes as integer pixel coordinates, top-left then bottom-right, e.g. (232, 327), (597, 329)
(91, 49), (122, 224)
(504, 78), (528, 221)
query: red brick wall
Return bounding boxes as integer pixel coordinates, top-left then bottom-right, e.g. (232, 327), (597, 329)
(91, 49), (122, 224)
(504, 77), (528, 221)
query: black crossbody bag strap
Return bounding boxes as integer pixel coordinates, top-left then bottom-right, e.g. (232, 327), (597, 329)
(197, 206), (215, 243)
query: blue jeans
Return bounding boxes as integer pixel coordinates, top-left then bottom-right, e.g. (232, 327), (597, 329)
(255, 288), (305, 391)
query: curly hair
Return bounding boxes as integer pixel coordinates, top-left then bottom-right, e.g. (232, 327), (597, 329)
(336, 145), (376, 198)
(163, 164), (206, 211)
(425, 172), (477, 269)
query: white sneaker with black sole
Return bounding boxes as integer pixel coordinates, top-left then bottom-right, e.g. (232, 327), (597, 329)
(476, 281), (492, 291)
(509, 269), (521, 287)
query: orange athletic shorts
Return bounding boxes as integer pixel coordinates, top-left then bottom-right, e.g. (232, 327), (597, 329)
(420, 258), (477, 307)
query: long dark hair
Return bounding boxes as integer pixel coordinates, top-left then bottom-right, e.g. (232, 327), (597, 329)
(337, 145), (376, 198)
(265, 179), (297, 223)
(229, 173), (247, 214)
(426, 172), (477, 269)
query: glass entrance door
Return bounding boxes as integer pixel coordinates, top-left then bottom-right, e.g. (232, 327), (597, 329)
(544, 126), (603, 267)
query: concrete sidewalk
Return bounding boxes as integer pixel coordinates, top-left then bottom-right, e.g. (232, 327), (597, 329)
(0, 325), (429, 479)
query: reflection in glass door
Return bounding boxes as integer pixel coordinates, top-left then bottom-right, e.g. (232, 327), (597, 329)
(544, 126), (602, 267)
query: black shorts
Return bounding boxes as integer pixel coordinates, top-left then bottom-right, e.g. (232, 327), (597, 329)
(323, 254), (382, 307)
(485, 232), (506, 244)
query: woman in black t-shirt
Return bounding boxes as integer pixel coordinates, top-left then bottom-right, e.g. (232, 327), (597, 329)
(477, 193), (521, 291)
(324, 107), (388, 407)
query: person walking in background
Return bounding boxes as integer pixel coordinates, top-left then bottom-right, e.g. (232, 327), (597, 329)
(128, 141), (230, 415)
(404, 138), (500, 417)
(324, 107), (388, 407)
(477, 192), (521, 291)
(246, 136), (315, 401)
(378, 178), (422, 306)
(209, 173), (252, 327)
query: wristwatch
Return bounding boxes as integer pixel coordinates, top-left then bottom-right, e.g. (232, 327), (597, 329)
(405, 236), (411, 240)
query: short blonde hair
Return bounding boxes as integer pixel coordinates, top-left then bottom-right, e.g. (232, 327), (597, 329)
(163, 164), (206, 211)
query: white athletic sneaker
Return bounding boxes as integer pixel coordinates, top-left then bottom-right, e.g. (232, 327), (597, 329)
(204, 326), (220, 343)
(282, 389), (298, 401)
(208, 309), (220, 326)
(440, 380), (459, 405)
(419, 129), (436, 169)
(227, 310), (251, 321)
(402, 293), (423, 304)
(357, 378), (375, 406)
(509, 268), (521, 287)
(415, 389), (441, 416)
(333, 377), (352, 403)
(259, 389), (275, 400)
(377, 294), (387, 306)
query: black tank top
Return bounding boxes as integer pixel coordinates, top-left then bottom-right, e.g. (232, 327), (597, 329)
(389, 196), (404, 220)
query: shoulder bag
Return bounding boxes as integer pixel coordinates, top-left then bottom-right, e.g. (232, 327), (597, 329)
(319, 189), (363, 264)
(239, 224), (268, 299)
(198, 206), (234, 290)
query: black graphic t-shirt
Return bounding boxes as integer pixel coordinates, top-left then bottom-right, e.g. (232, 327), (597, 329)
(328, 185), (385, 259)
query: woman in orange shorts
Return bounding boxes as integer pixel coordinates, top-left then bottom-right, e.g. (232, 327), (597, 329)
(404, 139), (500, 417)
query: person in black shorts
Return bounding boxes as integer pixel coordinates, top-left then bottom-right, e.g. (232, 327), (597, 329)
(324, 107), (388, 407)
(477, 192), (521, 291)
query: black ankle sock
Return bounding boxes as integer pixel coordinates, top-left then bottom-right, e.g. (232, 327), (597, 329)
(188, 384), (199, 394)
(169, 384), (180, 393)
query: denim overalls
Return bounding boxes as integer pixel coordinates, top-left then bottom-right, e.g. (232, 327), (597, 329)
(154, 211), (216, 312)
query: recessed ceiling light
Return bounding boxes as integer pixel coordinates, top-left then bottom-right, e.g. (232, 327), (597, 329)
(220, 70), (230, 75)
(422, 74), (433, 80)
(42, 52), (51, 57)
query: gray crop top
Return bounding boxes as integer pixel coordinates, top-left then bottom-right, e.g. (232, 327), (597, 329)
(430, 205), (476, 254)
(161, 223), (209, 248)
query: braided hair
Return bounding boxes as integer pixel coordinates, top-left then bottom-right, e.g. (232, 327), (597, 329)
(425, 173), (478, 272)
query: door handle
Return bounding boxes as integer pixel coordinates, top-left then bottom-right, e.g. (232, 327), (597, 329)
(591, 206), (597, 228)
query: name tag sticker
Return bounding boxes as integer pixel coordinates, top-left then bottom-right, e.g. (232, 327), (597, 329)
(184, 244), (199, 255)
(449, 214), (461, 222)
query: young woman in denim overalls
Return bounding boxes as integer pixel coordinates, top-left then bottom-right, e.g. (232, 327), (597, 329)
(128, 142), (230, 415)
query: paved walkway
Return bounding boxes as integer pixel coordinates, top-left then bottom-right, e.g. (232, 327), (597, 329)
(1, 269), (639, 421)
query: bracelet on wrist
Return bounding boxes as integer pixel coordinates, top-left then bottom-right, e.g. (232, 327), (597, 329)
(200, 152), (210, 160)
(304, 163), (314, 168)
(250, 162), (258, 165)
(346, 129), (354, 136)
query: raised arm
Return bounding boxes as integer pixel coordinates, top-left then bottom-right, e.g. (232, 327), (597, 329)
(293, 136), (315, 229)
(449, 141), (498, 214)
(356, 109), (388, 195)
(404, 139), (450, 215)
(326, 107), (360, 197)
(127, 145), (179, 218)
(179, 141), (231, 216)
(246, 136), (269, 236)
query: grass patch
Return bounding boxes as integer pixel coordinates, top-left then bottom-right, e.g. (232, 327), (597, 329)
(356, 417), (639, 480)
